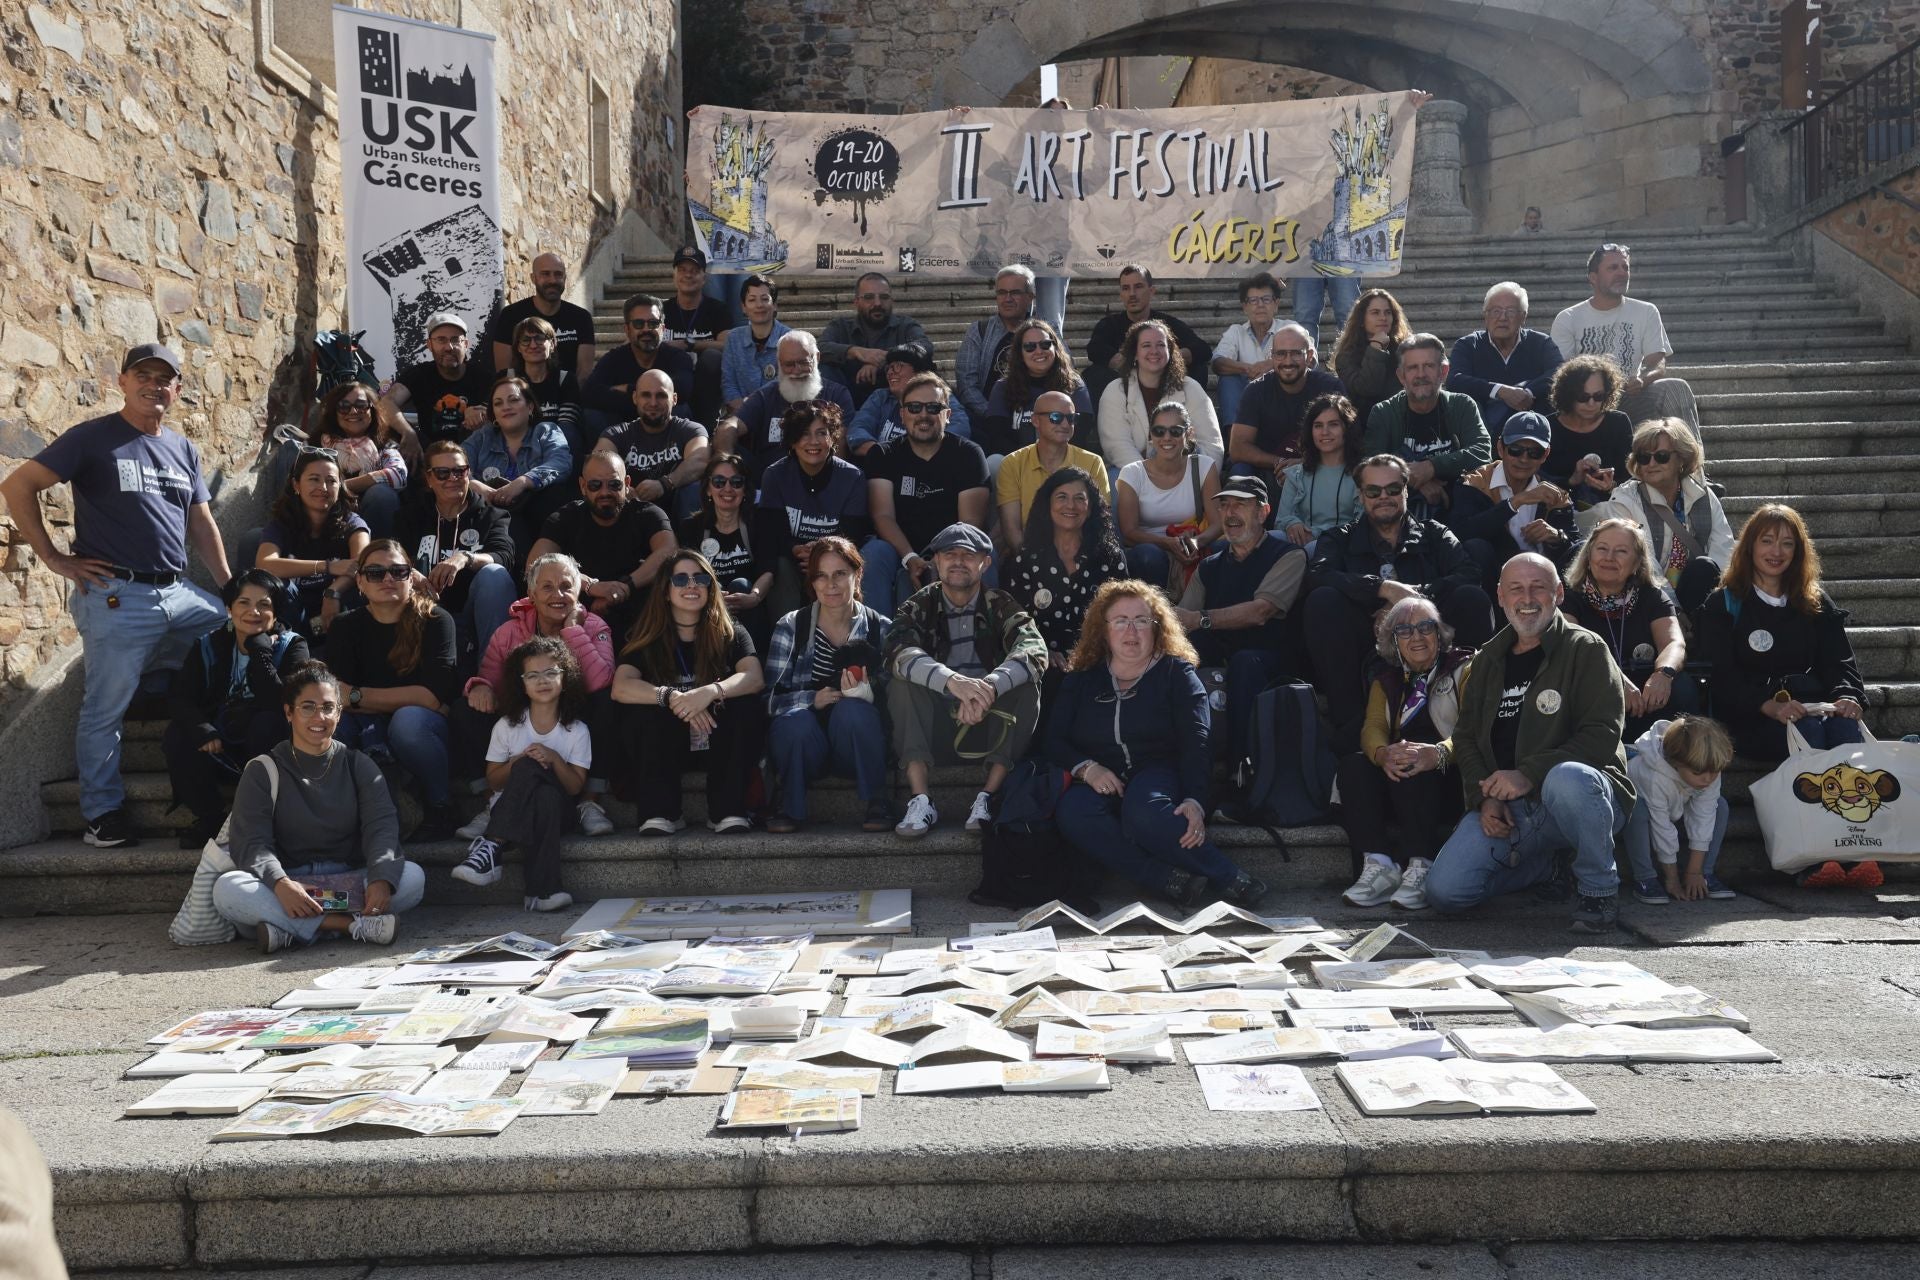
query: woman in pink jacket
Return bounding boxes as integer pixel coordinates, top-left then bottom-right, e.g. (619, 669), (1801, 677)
(458, 552), (619, 836)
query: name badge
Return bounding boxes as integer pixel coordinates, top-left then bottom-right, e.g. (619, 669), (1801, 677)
(1631, 642), (1656, 664)
(1534, 689), (1562, 715)
(1748, 629), (1774, 653)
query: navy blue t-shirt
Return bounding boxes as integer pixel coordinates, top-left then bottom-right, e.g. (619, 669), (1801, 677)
(33, 413), (210, 574)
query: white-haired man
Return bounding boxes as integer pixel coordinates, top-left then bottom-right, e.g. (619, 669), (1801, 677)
(1446, 281), (1564, 437)
(716, 330), (855, 480)
(954, 265), (1037, 424)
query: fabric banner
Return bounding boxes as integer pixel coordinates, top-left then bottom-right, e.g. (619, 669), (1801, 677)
(333, 6), (502, 374)
(686, 94), (1420, 280)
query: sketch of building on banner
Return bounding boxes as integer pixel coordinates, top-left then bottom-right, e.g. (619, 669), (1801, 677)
(1308, 100), (1409, 278)
(361, 205), (504, 369)
(689, 114), (790, 274)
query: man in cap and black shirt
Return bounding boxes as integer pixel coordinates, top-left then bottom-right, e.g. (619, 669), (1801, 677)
(383, 311), (494, 450)
(662, 245), (734, 425)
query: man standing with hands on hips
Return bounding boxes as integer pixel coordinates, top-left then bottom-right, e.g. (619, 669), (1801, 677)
(2, 343), (230, 848)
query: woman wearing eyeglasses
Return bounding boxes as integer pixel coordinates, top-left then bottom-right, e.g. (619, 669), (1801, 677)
(979, 319), (1093, 460)
(763, 537), (893, 834)
(1585, 417), (1733, 616)
(510, 315), (586, 460)
(611, 549), (767, 834)
(1114, 401), (1221, 591)
(1335, 597), (1471, 912)
(1541, 354), (1631, 509)
(678, 452), (775, 652)
(255, 448), (370, 640)
(1045, 579), (1269, 911)
(1563, 517), (1699, 740)
(307, 383), (412, 536)
(755, 401), (871, 618)
(326, 540), (463, 842)
(215, 662), (427, 952)
(994, 390), (1113, 555)
(393, 439), (517, 670)
(1097, 319), (1224, 471)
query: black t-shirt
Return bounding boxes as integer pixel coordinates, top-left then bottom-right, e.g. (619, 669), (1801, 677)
(397, 360), (494, 447)
(625, 625), (757, 688)
(1542, 410), (1633, 488)
(521, 367), (581, 429)
(1564, 587), (1676, 674)
(677, 516), (773, 588)
(537, 498), (673, 585)
(862, 434), (990, 555)
(1398, 404), (1451, 462)
(1235, 368), (1344, 460)
(663, 297), (733, 347)
(324, 604), (460, 707)
(486, 298), (597, 374)
(1490, 646), (1546, 772)
(260, 512), (371, 614)
(598, 416), (707, 485)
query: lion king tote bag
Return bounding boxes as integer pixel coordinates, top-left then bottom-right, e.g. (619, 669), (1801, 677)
(1751, 724), (1916, 873)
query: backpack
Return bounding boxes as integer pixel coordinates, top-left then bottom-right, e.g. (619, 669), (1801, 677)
(1242, 681), (1338, 828)
(971, 758), (1094, 912)
(313, 329), (379, 397)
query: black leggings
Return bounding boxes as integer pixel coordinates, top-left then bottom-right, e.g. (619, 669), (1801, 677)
(164, 705), (288, 824)
(485, 755), (572, 897)
(1335, 751), (1461, 875)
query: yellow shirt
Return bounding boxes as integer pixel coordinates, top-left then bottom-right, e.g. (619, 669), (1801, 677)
(994, 444), (1112, 528)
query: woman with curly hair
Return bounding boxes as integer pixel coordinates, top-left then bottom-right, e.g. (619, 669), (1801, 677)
(1097, 318), (1223, 469)
(979, 318), (1093, 459)
(307, 381), (413, 535)
(1043, 579), (1268, 910)
(1004, 466), (1129, 705)
(1332, 287), (1414, 428)
(1542, 354), (1632, 508)
(256, 447), (370, 639)
(1274, 392), (1363, 553)
(755, 400), (871, 617)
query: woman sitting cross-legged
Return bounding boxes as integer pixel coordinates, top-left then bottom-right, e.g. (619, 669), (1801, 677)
(213, 662), (426, 952)
(459, 552), (618, 838)
(611, 549), (768, 834)
(452, 635), (592, 912)
(1335, 596), (1471, 912)
(165, 570), (311, 848)
(763, 536), (893, 834)
(1043, 579), (1270, 911)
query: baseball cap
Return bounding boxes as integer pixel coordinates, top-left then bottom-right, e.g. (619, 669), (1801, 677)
(673, 244), (708, 269)
(120, 342), (182, 375)
(1502, 411), (1553, 450)
(884, 343), (934, 372)
(424, 311), (468, 337)
(1213, 481), (1269, 504)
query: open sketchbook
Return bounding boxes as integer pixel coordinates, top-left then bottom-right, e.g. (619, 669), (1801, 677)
(1335, 1059), (1596, 1116)
(1194, 1064), (1322, 1112)
(1450, 1025), (1779, 1063)
(1505, 986), (1750, 1031)
(989, 900), (1323, 937)
(565, 890), (912, 940)
(213, 1092), (527, 1139)
(717, 1087), (862, 1133)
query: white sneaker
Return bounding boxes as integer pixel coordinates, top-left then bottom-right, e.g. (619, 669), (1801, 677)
(451, 836), (502, 887)
(1341, 859), (1402, 908)
(576, 799), (614, 837)
(639, 817), (686, 837)
(349, 913), (397, 945)
(965, 790), (994, 833)
(1391, 858), (1432, 911)
(456, 794), (498, 840)
(895, 794), (937, 839)
(708, 815), (752, 834)
(526, 891), (574, 913)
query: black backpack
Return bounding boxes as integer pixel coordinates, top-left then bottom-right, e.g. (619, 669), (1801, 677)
(313, 329), (379, 397)
(1242, 681), (1338, 827)
(971, 759), (1096, 913)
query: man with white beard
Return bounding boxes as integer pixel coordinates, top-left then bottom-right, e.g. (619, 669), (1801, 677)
(716, 331), (856, 482)
(1422, 553), (1633, 933)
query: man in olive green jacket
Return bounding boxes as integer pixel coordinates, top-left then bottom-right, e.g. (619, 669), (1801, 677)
(1423, 553), (1634, 932)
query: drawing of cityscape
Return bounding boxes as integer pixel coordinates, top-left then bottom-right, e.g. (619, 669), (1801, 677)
(1309, 99), (1409, 277)
(357, 25), (478, 109)
(688, 114), (790, 273)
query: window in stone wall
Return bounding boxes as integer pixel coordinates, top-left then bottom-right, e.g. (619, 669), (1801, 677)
(590, 75), (614, 212)
(255, 0), (358, 112)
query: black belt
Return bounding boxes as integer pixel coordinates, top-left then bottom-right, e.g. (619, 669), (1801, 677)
(109, 566), (182, 586)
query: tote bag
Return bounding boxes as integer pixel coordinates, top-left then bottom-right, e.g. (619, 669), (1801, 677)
(1750, 724), (1916, 873)
(167, 756), (278, 946)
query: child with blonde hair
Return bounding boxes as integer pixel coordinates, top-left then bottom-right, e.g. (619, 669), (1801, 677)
(1624, 714), (1736, 904)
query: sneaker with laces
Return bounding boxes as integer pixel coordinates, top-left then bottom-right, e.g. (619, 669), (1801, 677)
(708, 815), (752, 834)
(456, 794), (498, 841)
(895, 793), (937, 839)
(83, 809), (137, 848)
(349, 913), (397, 945)
(639, 816), (687, 837)
(1797, 860), (1848, 889)
(1341, 860), (1402, 908)
(576, 799), (614, 837)
(526, 891), (574, 913)
(965, 790), (994, 833)
(256, 922), (294, 954)
(1845, 860), (1885, 890)
(1390, 858), (1432, 911)
(1533, 858), (1574, 903)
(451, 836), (503, 887)
(1703, 875), (1736, 900)
(1632, 877), (1671, 905)
(1569, 893), (1620, 933)
(1217, 871), (1271, 911)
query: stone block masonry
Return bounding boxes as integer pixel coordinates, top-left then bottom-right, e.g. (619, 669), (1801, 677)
(1815, 167), (1920, 298)
(0, 0), (682, 702)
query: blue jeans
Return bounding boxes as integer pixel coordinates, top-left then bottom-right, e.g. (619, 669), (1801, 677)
(1623, 794), (1729, 883)
(1215, 373), (1250, 428)
(859, 537), (931, 617)
(1126, 542), (1172, 590)
(72, 577), (225, 820)
(1033, 276), (1069, 339)
(213, 859), (427, 945)
(341, 706), (452, 807)
(1054, 763), (1239, 895)
(456, 564), (517, 668)
(1292, 275), (1361, 339)
(768, 700), (887, 822)
(1424, 761), (1629, 910)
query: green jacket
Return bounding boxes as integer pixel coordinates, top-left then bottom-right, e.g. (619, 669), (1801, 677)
(1362, 388), (1491, 481)
(885, 583), (1049, 696)
(1455, 610), (1633, 811)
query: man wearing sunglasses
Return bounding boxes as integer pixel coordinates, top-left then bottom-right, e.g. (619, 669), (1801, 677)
(819, 272), (933, 408)
(1445, 282), (1564, 437)
(583, 294), (697, 423)
(383, 311), (493, 449)
(1549, 243), (1699, 430)
(861, 373), (991, 615)
(1452, 413), (1582, 595)
(1305, 454), (1492, 750)
(525, 452), (677, 629)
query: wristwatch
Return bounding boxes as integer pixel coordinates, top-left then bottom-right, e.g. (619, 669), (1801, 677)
(348, 687), (363, 707)
(1199, 611), (1213, 630)
(1655, 665), (1679, 679)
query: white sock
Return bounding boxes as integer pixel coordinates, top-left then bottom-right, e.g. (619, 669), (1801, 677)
(1365, 852), (1395, 869)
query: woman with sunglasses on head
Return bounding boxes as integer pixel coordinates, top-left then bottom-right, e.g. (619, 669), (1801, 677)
(509, 315), (586, 461)
(612, 549), (766, 834)
(462, 373), (574, 555)
(755, 401), (870, 618)
(1335, 597), (1471, 912)
(214, 662), (428, 952)
(1097, 319), (1223, 472)
(979, 319), (1093, 460)
(1331, 288), (1414, 429)
(1114, 401), (1221, 591)
(1541, 354), (1632, 510)
(678, 452), (775, 652)
(256, 447), (370, 641)
(762, 537), (893, 834)
(1275, 393), (1363, 555)
(994, 390), (1112, 555)
(1586, 417), (1733, 616)
(164, 569), (311, 848)
(327, 540), (463, 842)
(308, 383), (412, 536)
(1045, 579), (1268, 911)
(393, 439), (517, 669)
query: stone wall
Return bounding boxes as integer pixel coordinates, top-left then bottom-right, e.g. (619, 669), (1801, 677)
(0, 0), (680, 697)
(1813, 165), (1920, 296)
(1713, 0), (1920, 122)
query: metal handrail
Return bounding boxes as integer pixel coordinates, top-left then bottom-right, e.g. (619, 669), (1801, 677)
(1789, 36), (1920, 125)
(1780, 37), (1919, 208)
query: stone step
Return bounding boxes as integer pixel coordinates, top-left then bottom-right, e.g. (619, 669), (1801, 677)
(1695, 389), (1920, 425)
(1677, 360), (1920, 393)
(1696, 421), (1920, 461)
(1718, 493), (1920, 540)
(1825, 579), (1920, 626)
(1708, 455), (1920, 497)
(1847, 627), (1920, 680)
(1798, 536), (1920, 581)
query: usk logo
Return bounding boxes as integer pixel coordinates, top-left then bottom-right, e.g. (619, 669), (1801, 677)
(1096, 243), (1118, 260)
(898, 247), (918, 273)
(357, 26), (477, 109)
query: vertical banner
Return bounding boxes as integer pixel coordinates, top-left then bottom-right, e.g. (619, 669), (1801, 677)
(333, 6), (502, 374)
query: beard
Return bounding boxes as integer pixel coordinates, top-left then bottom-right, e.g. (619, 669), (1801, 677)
(780, 371), (824, 403)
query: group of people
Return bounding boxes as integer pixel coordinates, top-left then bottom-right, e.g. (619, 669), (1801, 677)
(0, 236), (1878, 952)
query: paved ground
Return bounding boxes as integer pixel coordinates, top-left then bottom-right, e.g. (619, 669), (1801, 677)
(9, 879), (1920, 1270)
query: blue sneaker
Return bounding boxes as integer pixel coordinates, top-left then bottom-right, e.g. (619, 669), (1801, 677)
(1632, 878), (1671, 905)
(1703, 875), (1736, 900)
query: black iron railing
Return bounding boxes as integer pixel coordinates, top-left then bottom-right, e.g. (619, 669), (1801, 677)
(1783, 36), (1919, 207)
